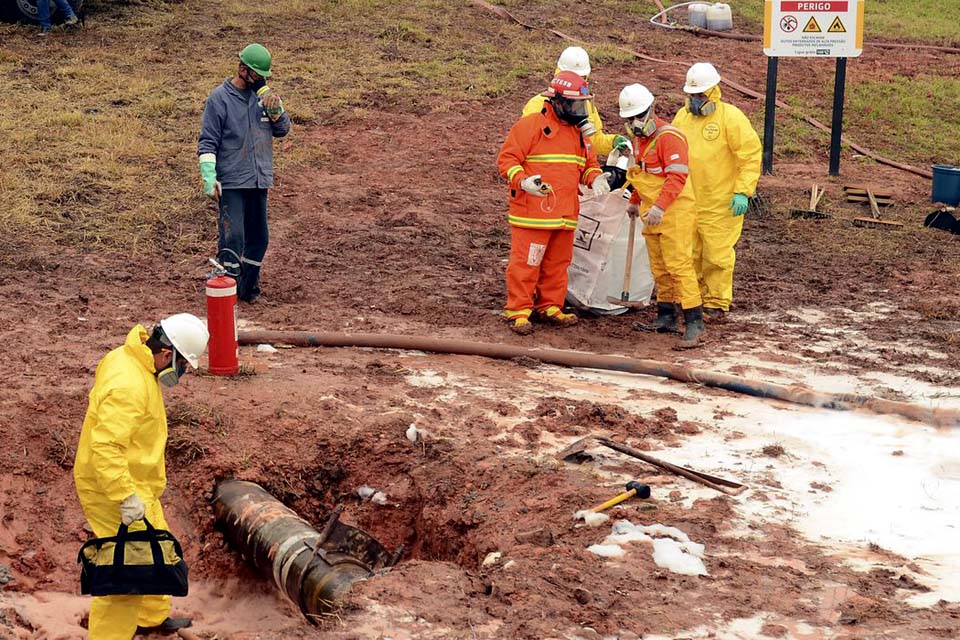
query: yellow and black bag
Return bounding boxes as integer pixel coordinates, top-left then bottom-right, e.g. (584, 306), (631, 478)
(77, 518), (188, 597)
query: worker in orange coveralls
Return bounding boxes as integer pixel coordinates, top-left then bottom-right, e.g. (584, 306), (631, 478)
(497, 71), (610, 335)
(619, 83), (705, 348)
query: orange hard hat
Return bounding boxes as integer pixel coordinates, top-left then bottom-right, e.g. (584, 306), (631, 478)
(544, 70), (593, 100)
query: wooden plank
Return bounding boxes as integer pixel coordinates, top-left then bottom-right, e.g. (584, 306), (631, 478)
(843, 188), (894, 199)
(846, 195), (894, 205)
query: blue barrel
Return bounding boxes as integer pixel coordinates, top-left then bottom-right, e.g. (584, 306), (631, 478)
(931, 164), (960, 205)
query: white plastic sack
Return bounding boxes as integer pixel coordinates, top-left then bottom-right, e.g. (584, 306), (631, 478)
(567, 190), (654, 315)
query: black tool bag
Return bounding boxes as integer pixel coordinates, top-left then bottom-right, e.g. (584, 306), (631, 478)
(78, 518), (188, 597)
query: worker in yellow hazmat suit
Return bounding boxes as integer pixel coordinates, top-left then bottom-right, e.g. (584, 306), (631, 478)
(522, 46), (632, 159)
(74, 313), (208, 639)
(672, 62), (761, 319)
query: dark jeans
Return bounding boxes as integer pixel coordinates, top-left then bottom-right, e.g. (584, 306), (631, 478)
(218, 188), (269, 301)
(38, 0), (77, 30)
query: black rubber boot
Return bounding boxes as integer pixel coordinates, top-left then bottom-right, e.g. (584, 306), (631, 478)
(703, 307), (726, 323)
(136, 617), (192, 635)
(676, 306), (706, 349)
(635, 303), (679, 333)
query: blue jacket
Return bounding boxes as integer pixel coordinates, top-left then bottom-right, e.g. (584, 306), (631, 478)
(197, 79), (291, 189)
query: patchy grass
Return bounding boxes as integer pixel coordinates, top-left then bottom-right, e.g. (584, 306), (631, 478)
(166, 401), (231, 435)
(0, 0), (559, 257)
(847, 75), (960, 166)
(731, 0), (959, 44)
(0, 0), (954, 260)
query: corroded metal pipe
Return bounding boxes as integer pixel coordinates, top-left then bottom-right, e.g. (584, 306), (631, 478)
(212, 480), (396, 621)
(238, 330), (960, 429)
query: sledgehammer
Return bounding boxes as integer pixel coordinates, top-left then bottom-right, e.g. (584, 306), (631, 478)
(590, 480), (651, 513)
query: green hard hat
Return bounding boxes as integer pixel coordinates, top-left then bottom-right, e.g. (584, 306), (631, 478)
(238, 43), (272, 77)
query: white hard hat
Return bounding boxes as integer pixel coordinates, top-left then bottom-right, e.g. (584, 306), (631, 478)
(619, 84), (655, 118)
(160, 313), (209, 369)
(557, 46), (591, 77)
(683, 62), (722, 94)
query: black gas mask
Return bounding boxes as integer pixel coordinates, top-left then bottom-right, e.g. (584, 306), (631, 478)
(551, 96), (596, 137)
(241, 65), (267, 92)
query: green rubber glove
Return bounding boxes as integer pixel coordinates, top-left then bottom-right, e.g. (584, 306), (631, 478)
(265, 98), (285, 121)
(612, 134), (632, 153)
(730, 193), (749, 216)
(199, 156), (220, 200)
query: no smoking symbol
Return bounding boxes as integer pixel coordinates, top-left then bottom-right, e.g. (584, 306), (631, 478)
(780, 15), (798, 32)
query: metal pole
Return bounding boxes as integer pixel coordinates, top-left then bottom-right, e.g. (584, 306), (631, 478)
(828, 57), (848, 176)
(762, 56), (778, 175)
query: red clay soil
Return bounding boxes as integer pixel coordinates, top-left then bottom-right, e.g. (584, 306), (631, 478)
(2, 8), (960, 640)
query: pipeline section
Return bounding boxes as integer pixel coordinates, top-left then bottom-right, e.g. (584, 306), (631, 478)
(212, 480), (399, 621)
(238, 330), (960, 429)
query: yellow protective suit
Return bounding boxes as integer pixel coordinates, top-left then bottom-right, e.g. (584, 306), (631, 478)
(522, 93), (618, 157)
(672, 87), (761, 311)
(74, 325), (172, 640)
(626, 122), (701, 310)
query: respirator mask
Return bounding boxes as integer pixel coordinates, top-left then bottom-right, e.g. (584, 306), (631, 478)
(156, 331), (189, 388)
(242, 65), (267, 93)
(687, 92), (717, 117)
(553, 97), (596, 137)
(625, 106), (656, 138)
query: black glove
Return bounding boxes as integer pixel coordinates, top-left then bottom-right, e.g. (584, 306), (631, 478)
(602, 166), (627, 191)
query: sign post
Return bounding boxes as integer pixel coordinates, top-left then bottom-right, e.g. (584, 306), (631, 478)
(762, 0), (864, 175)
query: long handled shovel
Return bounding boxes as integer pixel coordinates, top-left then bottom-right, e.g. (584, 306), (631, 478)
(606, 214), (644, 309)
(559, 435), (747, 496)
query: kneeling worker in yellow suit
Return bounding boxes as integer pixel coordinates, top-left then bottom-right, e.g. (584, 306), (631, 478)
(619, 84), (704, 347)
(74, 313), (209, 639)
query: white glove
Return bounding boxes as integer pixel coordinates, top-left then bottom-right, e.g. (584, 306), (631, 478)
(592, 174), (610, 196)
(645, 204), (666, 226)
(626, 203), (640, 218)
(120, 494), (146, 526)
(520, 174), (547, 198)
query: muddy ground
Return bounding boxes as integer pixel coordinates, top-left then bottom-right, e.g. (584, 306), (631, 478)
(2, 3), (960, 639)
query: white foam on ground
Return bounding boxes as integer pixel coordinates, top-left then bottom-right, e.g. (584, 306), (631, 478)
(533, 365), (960, 605)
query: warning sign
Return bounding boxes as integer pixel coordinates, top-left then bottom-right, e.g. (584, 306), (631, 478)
(781, 1), (847, 11)
(764, 0), (863, 57)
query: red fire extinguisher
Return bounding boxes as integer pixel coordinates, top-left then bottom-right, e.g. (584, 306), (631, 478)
(206, 263), (239, 376)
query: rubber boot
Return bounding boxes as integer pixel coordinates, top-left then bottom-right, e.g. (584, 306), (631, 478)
(635, 302), (679, 333)
(509, 317), (534, 335)
(703, 307), (726, 323)
(136, 617), (192, 634)
(676, 306), (706, 349)
(539, 305), (579, 327)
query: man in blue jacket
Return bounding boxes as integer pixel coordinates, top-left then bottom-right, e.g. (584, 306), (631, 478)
(198, 43), (291, 303)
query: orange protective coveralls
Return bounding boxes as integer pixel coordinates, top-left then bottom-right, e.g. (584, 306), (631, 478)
(497, 103), (603, 320)
(627, 119), (701, 310)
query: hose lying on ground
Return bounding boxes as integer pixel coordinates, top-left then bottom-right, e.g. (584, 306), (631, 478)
(238, 330), (960, 429)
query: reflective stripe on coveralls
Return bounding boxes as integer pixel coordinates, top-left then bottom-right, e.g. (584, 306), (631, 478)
(627, 121), (701, 310)
(672, 87), (761, 311)
(74, 325), (173, 639)
(497, 103), (602, 231)
(499, 103), (602, 318)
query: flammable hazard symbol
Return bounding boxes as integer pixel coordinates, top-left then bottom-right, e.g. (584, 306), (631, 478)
(828, 16), (846, 32)
(803, 16), (822, 32)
